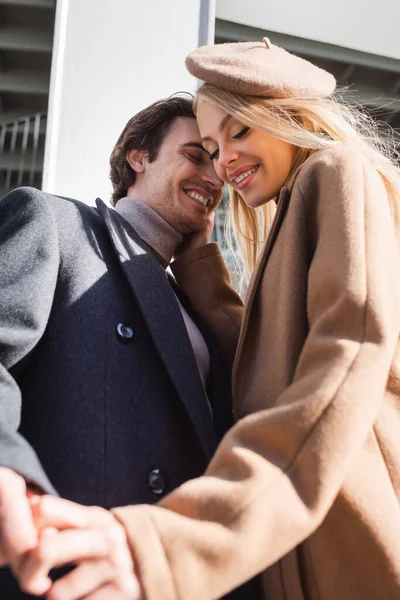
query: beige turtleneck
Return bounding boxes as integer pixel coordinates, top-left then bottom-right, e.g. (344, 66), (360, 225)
(115, 198), (211, 395)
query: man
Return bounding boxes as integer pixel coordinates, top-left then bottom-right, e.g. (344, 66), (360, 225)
(0, 95), (246, 598)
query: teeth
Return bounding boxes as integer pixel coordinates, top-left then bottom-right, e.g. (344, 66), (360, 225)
(186, 190), (209, 206)
(233, 166), (257, 185)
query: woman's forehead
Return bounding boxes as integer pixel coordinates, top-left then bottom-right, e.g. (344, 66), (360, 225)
(196, 99), (233, 135)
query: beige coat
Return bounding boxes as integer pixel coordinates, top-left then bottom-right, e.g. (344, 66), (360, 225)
(113, 143), (400, 600)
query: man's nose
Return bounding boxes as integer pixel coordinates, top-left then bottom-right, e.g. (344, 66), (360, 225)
(201, 164), (224, 189)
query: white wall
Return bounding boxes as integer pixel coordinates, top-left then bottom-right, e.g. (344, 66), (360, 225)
(43, 0), (215, 204)
(216, 0), (400, 60)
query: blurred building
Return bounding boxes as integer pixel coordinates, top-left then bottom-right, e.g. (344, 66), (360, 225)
(1, 0), (399, 216)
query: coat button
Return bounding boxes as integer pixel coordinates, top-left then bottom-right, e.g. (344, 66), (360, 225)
(147, 469), (167, 495)
(116, 323), (134, 341)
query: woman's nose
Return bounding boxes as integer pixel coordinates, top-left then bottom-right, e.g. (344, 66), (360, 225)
(218, 146), (239, 169)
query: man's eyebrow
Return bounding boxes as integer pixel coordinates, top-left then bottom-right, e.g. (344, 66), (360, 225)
(180, 142), (207, 151)
(201, 114), (232, 143)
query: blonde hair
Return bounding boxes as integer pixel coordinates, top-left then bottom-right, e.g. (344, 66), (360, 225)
(194, 84), (400, 292)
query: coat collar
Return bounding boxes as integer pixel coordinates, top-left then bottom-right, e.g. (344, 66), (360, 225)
(96, 199), (217, 459)
(233, 186), (291, 388)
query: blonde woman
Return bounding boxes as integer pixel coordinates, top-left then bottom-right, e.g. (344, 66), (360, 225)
(17, 41), (400, 600)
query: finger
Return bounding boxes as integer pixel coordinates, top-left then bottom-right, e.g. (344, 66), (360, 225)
(0, 547), (7, 568)
(0, 471), (40, 574)
(115, 572), (142, 599)
(79, 582), (141, 600)
(31, 495), (114, 530)
(29, 494), (46, 531)
(26, 488), (41, 501)
(46, 559), (115, 600)
(81, 583), (128, 600)
(0, 472), (51, 595)
(17, 528), (57, 596)
(22, 527), (111, 587)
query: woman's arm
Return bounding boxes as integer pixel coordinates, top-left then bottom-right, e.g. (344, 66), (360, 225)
(171, 243), (243, 372)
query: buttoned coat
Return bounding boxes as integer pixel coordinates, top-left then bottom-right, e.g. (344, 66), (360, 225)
(0, 186), (253, 599)
(113, 143), (400, 600)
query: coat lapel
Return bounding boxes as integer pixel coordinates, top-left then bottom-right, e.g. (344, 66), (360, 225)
(233, 187), (291, 387)
(169, 276), (234, 441)
(96, 199), (216, 459)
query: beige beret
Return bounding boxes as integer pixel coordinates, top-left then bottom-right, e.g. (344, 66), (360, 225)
(186, 38), (336, 99)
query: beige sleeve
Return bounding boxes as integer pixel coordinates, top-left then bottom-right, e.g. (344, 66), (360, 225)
(113, 149), (400, 600)
(170, 243), (243, 373)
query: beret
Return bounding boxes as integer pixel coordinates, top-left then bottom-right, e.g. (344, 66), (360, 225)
(186, 38), (336, 99)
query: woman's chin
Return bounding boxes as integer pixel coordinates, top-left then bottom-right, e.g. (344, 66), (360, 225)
(241, 193), (268, 209)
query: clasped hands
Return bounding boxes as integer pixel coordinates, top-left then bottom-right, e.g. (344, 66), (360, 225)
(0, 468), (142, 599)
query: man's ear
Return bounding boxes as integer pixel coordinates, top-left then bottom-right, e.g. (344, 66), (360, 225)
(126, 149), (147, 174)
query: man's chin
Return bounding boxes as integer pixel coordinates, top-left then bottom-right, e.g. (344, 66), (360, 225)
(178, 215), (209, 235)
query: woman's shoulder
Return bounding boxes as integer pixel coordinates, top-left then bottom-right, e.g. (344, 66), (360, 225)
(296, 142), (365, 181)
(292, 142), (384, 199)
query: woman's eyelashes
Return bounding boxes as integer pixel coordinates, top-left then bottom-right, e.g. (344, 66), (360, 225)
(233, 126), (250, 139)
(209, 148), (219, 161)
(207, 126), (251, 161)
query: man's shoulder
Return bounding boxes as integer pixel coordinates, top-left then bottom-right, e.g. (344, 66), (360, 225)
(1, 186), (103, 226)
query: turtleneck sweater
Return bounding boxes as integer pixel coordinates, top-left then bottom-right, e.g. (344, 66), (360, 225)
(115, 197), (211, 395)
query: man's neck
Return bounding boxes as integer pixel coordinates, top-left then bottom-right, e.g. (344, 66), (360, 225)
(115, 197), (183, 267)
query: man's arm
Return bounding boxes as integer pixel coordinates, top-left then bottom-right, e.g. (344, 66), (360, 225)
(0, 187), (59, 578)
(0, 187), (58, 491)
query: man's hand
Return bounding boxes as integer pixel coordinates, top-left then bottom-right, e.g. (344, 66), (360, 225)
(0, 467), (51, 595)
(175, 213), (215, 258)
(20, 495), (142, 600)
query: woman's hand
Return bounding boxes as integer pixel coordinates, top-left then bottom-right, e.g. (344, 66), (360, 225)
(19, 495), (142, 600)
(175, 212), (215, 258)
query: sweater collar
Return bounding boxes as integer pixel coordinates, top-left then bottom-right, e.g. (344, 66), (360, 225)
(115, 197), (183, 267)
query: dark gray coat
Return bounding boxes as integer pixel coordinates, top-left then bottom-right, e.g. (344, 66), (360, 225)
(0, 187), (245, 599)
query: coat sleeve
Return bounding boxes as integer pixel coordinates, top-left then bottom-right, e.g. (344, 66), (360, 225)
(113, 147), (400, 600)
(171, 243), (243, 373)
(0, 187), (58, 494)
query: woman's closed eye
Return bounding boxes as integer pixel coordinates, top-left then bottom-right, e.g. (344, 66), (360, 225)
(233, 126), (250, 139)
(208, 126), (251, 161)
(209, 148), (219, 161)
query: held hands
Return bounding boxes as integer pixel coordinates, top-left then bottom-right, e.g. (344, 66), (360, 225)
(0, 468), (141, 599)
(24, 496), (141, 600)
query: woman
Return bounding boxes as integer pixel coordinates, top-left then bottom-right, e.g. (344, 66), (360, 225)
(19, 40), (400, 600)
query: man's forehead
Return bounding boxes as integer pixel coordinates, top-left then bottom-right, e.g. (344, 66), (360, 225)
(168, 116), (201, 145)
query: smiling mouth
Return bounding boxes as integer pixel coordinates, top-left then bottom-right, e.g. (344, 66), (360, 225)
(184, 189), (213, 207)
(231, 165), (259, 186)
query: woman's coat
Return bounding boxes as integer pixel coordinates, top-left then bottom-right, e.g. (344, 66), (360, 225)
(114, 143), (400, 600)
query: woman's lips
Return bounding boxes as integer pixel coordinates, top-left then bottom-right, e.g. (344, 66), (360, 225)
(233, 165), (259, 190)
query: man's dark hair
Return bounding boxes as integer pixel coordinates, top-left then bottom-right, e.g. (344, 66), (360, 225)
(109, 94), (195, 206)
